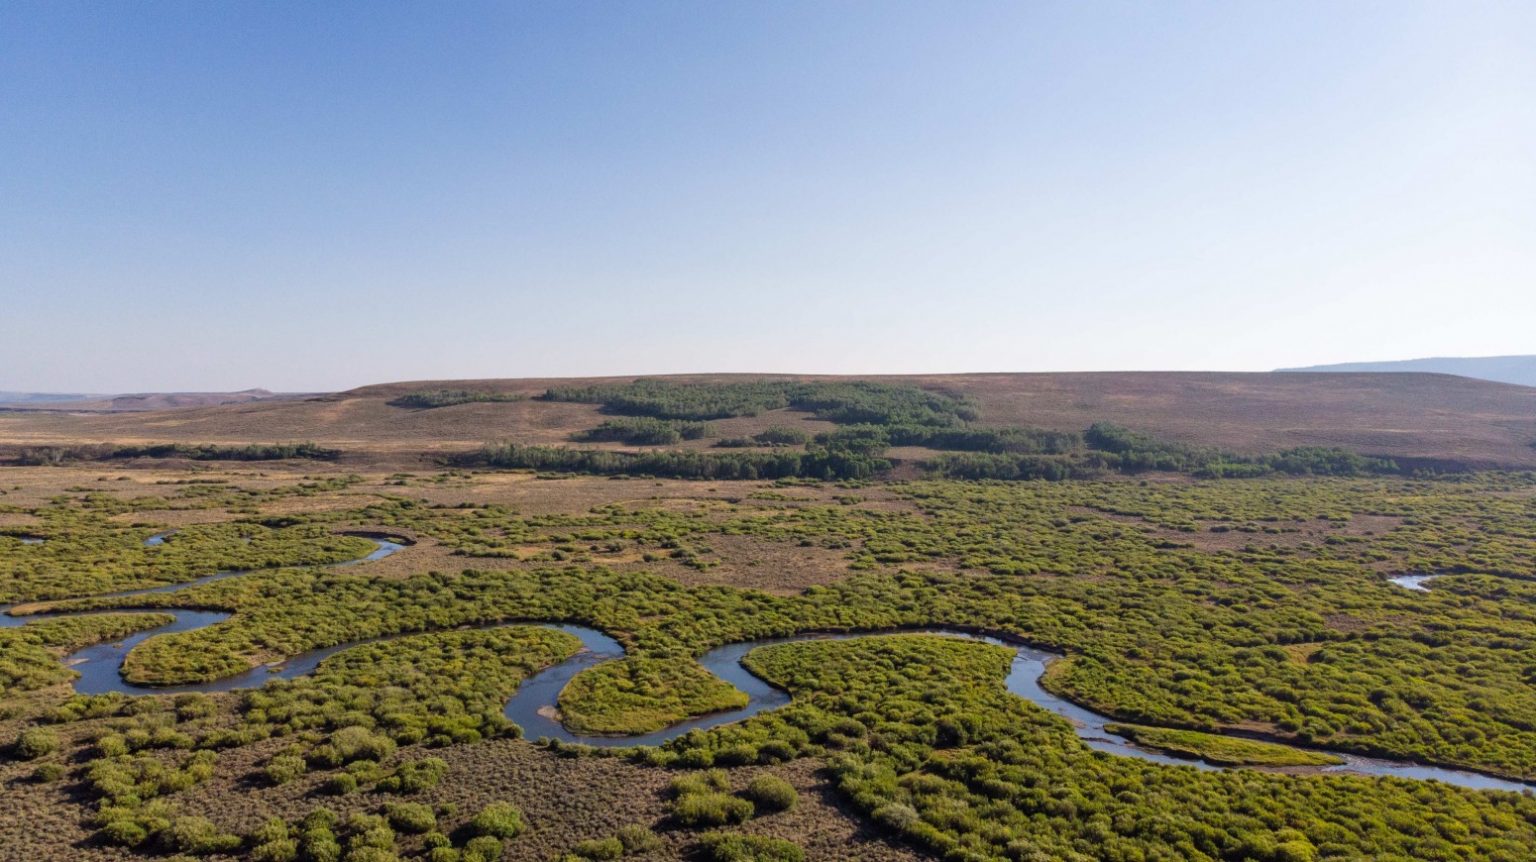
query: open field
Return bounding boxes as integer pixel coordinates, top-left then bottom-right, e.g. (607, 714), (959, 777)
(5, 376), (1536, 861)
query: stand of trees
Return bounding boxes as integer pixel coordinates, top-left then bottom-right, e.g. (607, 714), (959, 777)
(543, 379), (977, 426)
(715, 427), (811, 448)
(929, 446), (1405, 481)
(573, 418), (713, 446)
(13, 442), (339, 465)
(817, 424), (1082, 455)
(467, 444), (889, 480)
(510, 380), (1413, 481)
(387, 390), (526, 409)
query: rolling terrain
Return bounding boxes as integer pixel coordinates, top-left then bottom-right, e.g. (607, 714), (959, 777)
(1, 372), (1534, 470)
(6, 374), (1536, 861)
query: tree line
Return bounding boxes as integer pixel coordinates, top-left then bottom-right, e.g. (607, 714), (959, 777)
(929, 432), (1406, 481)
(466, 443), (890, 480)
(815, 423), (1082, 455)
(11, 442), (340, 465)
(387, 389), (526, 409)
(573, 417), (714, 446)
(542, 379), (977, 426)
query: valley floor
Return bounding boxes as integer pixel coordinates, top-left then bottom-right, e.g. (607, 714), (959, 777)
(4, 462), (1536, 861)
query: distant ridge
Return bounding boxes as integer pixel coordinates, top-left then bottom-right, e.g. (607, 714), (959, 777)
(1278, 355), (1536, 389)
(0, 391), (99, 404)
(5, 372), (1536, 470)
(0, 388), (289, 413)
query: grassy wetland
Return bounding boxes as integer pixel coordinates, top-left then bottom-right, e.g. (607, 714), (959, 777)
(4, 379), (1536, 861)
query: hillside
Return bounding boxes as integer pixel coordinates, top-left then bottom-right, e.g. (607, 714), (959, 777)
(1280, 355), (1536, 388)
(1, 371), (1534, 469)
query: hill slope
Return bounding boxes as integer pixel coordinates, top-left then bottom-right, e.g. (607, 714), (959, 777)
(1, 372), (1533, 469)
(1280, 355), (1536, 388)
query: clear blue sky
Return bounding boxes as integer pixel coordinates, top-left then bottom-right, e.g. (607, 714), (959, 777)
(3, 2), (1532, 392)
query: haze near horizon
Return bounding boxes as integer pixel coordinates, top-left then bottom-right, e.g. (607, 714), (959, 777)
(2, 1), (1533, 391)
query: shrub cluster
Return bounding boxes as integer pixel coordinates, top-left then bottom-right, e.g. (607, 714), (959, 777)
(740, 775), (797, 812)
(559, 656), (748, 734)
(698, 832), (805, 862)
(666, 769), (797, 830)
(469, 801), (524, 838)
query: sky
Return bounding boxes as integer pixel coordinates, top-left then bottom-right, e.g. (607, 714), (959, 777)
(2, 2), (1533, 393)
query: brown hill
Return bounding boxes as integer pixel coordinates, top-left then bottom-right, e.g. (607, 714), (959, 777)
(0, 372), (1533, 469)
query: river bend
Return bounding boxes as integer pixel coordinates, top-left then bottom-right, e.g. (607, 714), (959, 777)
(2, 536), (1530, 793)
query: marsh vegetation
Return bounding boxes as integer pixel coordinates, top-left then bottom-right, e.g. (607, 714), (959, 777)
(4, 446), (1536, 860)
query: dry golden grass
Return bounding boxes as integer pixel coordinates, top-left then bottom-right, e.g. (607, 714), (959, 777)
(643, 534), (862, 595)
(0, 511), (45, 529)
(106, 508), (242, 527)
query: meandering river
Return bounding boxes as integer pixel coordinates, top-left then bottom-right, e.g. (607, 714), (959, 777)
(2, 536), (1530, 793)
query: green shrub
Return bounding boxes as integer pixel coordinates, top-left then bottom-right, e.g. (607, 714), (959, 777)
(328, 726), (396, 764)
(469, 802), (523, 839)
(173, 693), (218, 720)
(375, 756), (448, 793)
(297, 811), (342, 862)
(264, 754), (307, 785)
(615, 824), (662, 854)
(698, 832), (805, 862)
(251, 835), (296, 854)
(668, 769), (730, 797)
(15, 726), (59, 759)
(345, 812), (394, 847)
(341, 848), (401, 862)
(31, 761), (65, 782)
(570, 836), (624, 860)
(755, 741), (795, 763)
(672, 792), (754, 827)
(250, 818), (298, 862)
(325, 772), (359, 795)
(95, 732), (129, 757)
(100, 817), (150, 847)
(383, 802), (435, 834)
(251, 837), (299, 862)
(463, 835), (504, 862)
(741, 776), (797, 812)
(252, 817), (290, 843)
(163, 815), (241, 854)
